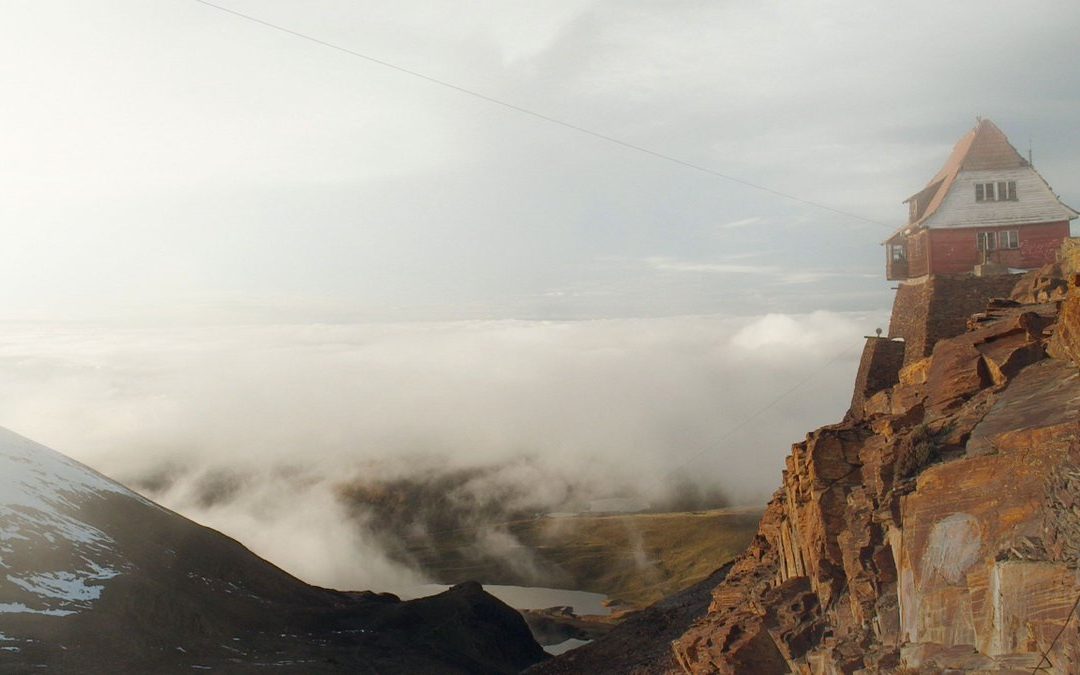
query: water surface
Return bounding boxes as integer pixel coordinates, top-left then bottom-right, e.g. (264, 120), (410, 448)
(406, 583), (610, 616)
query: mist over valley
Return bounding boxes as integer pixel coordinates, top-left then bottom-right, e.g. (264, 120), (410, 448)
(0, 310), (879, 595)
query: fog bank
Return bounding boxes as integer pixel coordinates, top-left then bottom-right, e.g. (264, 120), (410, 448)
(0, 311), (885, 590)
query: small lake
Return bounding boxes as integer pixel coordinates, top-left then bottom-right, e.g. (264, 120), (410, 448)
(545, 638), (590, 656)
(405, 583), (610, 616)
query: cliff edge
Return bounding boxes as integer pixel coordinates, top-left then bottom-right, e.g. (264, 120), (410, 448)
(672, 242), (1080, 673)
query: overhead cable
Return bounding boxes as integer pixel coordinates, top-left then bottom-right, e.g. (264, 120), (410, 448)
(190, 0), (896, 230)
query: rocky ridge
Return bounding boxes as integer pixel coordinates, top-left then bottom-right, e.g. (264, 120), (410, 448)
(0, 428), (547, 674)
(670, 248), (1080, 673)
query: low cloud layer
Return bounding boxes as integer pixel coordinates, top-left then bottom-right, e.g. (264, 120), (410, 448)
(0, 311), (885, 591)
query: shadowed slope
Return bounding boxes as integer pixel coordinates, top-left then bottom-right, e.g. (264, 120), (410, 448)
(0, 428), (546, 673)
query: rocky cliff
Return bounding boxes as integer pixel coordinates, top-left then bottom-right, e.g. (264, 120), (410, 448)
(671, 245), (1080, 673)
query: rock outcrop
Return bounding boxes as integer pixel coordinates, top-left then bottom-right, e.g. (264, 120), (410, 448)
(1049, 240), (1080, 366)
(672, 249), (1080, 674)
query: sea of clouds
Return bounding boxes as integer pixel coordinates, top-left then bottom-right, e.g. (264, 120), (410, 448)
(0, 310), (887, 592)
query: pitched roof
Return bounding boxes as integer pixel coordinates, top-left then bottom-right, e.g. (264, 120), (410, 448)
(902, 118), (1028, 229)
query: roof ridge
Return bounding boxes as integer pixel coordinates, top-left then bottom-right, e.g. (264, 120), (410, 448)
(900, 118), (1030, 232)
(959, 118), (1028, 172)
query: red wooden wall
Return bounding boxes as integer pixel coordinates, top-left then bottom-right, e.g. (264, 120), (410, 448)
(927, 220), (1070, 275)
(908, 230), (930, 277)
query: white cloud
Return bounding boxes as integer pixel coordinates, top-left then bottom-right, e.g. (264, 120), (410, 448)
(0, 0), (1070, 595)
(730, 311), (872, 357)
(717, 217), (763, 230)
(645, 257), (777, 275)
(0, 1), (1075, 321)
(0, 314), (884, 590)
(777, 271), (880, 285)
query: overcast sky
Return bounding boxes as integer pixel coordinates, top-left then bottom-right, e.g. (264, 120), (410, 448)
(3, 0), (1078, 323)
(4, 1), (1080, 588)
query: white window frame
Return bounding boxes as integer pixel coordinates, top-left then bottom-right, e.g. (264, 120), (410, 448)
(977, 231), (998, 251)
(1001, 230), (1019, 249)
(975, 181), (1017, 202)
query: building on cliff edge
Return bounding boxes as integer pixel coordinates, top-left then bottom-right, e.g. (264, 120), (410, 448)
(851, 118), (1077, 414)
(885, 117), (1076, 281)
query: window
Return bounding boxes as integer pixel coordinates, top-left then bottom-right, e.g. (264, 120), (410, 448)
(977, 231), (997, 251)
(975, 181), (1017, 202)
(978, 231), (1019, 251)
(890, 244), (907, 262)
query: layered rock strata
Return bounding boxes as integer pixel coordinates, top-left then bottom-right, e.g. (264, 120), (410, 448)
(673, 256), (1080, 674)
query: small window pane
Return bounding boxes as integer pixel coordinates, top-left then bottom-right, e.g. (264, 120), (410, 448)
(975, 184), (985, 201)
(1007, 181), (1017, 200)
(997, 182), (1008, 201)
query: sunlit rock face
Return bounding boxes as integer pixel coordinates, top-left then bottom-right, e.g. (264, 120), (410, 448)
(1049, 243), (1080, 365)
(0, 428), (546, 673)
(671, 259), (1080, 674)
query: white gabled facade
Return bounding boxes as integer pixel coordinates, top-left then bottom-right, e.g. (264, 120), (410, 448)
(924, 166), (1078, 230)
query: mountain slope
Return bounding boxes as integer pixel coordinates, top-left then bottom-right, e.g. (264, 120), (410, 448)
(0, 428), (546, 673)
(396, 508), (760, 609)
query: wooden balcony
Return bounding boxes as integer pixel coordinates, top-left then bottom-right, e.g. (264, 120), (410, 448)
(886, 249), (909, 281)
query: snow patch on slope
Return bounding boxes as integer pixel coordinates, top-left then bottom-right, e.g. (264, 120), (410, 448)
(7, 562), (119, 603)
(0, 427), (149, 615)
(0, 427), (141, 512)
(0, 602), (75, 617)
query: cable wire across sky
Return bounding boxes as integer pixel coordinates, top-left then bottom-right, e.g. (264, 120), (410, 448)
(190, 0), (898, 231)
(181, 1), (887, 511)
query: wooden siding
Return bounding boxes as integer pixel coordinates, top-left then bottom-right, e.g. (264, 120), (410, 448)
(909, 229), (930, 277)
(923, 167), (1077, 230)
(927, 221), (1070, 275)
(886, 229), (931, 280)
